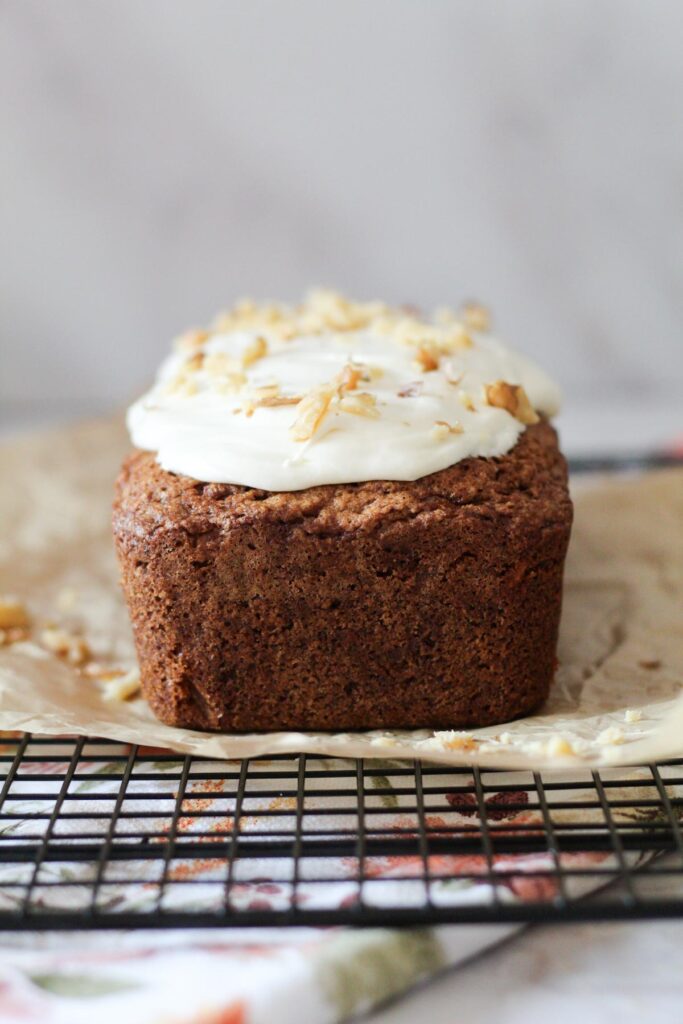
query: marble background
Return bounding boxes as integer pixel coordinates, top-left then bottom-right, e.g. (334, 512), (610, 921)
(2, 1), (682, 450)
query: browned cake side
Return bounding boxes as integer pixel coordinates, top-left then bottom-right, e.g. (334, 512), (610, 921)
(112, 421), (573, 732)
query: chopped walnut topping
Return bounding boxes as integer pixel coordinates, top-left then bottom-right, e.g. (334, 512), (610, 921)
(431, 420), (464, 441)
(171, 292), (488, 359)
(398, 381), (423, 398)
(338, 393), (380, 419)
(462, 302), (491, 332)
(433, 306), (459, 325)
(242, 335), (268, 367)
(290, 359), (382, 440)
(100, 666), (141, 702)
(337, 363), (363, 391)
(201, 339), (266, 387)
(0, 597), (30, 630)
(414, 344), (440, 373)
(165, 374), (199, 398)
(289, 385), (337, 442)
(0, 627), (29, 646)
(252, 385), (280, 401)
(242, 385), (304, 415)
(173, 328), (210, 353)
(204, 352), (240, 377)
(213, 301), (284, 335)
(40, 628), (91, 667)
(256, 395), (303, 408)
(484, 380), (539, 425)
(184, 352), (205, 373)
(297, 289), (391, 334)
(214, 373), (248, 396)
(458, 390), (477, 412)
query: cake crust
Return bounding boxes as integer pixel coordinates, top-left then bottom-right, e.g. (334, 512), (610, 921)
(113, 421), (573, 731)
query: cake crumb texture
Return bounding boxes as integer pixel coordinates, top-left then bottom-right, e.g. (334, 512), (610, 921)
(113, 421), (573, 731)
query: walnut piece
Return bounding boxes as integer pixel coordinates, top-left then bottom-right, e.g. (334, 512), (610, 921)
(397, 382), (423, 398)
(430, 420), (464, 441)
(432, 730), (478, 751)
(484, 380), (539, 425)
(289, 385), (337, 442)
(173, 328), (210, 353)
(337, 364), (363, 391)
(596, 726), (625, 746)
(100, 666), (141, 702)
(338, 393), (380, 419)
(462, 302), (491, 332)
(413, 344), (440, 373)
(458, 390), (477, 413)
(242, 335), (268, 367)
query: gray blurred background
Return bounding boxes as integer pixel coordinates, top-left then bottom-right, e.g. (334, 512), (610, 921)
(2, 0), (682, 453)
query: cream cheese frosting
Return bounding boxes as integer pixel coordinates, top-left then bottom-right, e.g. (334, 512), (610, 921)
(127, 291), (561, 491)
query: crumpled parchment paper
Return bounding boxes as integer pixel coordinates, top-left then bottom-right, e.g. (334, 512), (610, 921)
(0, 417), (681, 769)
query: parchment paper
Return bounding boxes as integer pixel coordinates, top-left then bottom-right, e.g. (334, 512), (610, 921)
(0, 418), (681, 769)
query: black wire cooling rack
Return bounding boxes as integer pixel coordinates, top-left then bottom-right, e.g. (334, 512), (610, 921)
(1, 735), (683, 930)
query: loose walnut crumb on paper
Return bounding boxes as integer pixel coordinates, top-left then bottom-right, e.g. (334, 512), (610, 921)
(624, 708), (643, 723)
(544, 735), (576, 758)
(597, 726), (625, 746)
(100, 666), (141, 702)
(484, 380), (539, 425)
(83, 663), (125, 681)
(40, 627), (91, 667)
(432, 730), (478, 752)
(0, 596), (30, 630)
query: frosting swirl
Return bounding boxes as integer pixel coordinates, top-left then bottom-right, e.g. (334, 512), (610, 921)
(127, 291), (561, 491)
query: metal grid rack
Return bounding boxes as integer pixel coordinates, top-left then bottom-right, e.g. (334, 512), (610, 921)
(1, 735), (683, 929)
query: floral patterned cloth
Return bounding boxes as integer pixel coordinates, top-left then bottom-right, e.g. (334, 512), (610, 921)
(0, 746), (661, 1024)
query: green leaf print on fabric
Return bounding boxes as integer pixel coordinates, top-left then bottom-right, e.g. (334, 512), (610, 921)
(28, 973), (142, 998)
(369, 775), (399, 809)
(72, 763), (123, 793)
(315, 928), (445, 1018)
